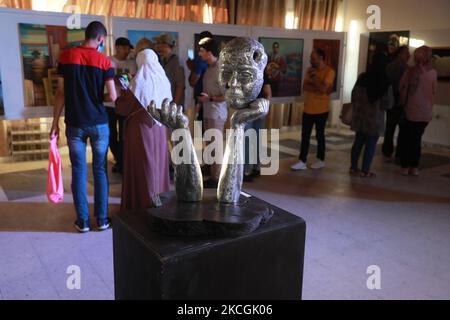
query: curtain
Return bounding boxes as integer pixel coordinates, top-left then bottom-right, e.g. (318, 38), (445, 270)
(293, 0), (339, 31)
(63, 0), (230, 23)
(1, 0), (339, 30)
(233, 0), (339, 30)
(0, 0), (31, 9)
(234, 0), (287, 28)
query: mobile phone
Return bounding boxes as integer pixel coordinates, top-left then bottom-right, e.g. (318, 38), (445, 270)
(119, 74), (130, 89)
(188, 49), (194, 60)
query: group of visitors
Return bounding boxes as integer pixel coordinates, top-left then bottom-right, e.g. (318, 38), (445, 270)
(291, 45), (437, 179)
(49, 21), (262, 232)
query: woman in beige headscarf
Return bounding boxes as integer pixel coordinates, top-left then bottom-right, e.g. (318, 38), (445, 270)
(115, 40), (172, 210)
(399, 46), (437, 176)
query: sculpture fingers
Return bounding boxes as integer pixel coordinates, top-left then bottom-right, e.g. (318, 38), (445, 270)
(250, 98), (270, 115)
(160, 98), (171, 125)
(147, 101), (161, 123)
(176, 105), (189, 129)
(169, 102), (179, 128)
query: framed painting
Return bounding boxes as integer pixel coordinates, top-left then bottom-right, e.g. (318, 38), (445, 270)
(19, 23), (85, 107)
(432, 47), (450, 81)
(127, 30), (179, 55)
(259, 37), (304, 97)
(313, 39), (340, 92)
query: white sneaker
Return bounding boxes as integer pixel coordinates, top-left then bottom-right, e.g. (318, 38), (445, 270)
(291, 161), (308, 171)
(311, 160), (325, 170)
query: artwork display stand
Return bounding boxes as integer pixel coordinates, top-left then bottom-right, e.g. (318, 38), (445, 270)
(113, 191), (306, 300)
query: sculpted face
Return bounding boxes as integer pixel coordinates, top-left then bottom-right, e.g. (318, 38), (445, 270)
(219, 37), (268, 109)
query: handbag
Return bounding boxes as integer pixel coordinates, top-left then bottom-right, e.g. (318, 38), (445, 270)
(340, 103), (353, 126)
(47, 136), (64, 204)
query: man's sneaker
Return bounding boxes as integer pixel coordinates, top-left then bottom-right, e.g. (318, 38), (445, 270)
(97, 218), (112, 231)
(291, 161), (308, 171)
(311, 160), (325, 170)
(74, 220), (90, 233)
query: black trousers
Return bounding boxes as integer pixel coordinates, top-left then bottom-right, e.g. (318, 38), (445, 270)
(299, 112), (329, 162)
(382, 106), (403, 158)
(399, 120), (428, 169)
(106, 107), (124, 169)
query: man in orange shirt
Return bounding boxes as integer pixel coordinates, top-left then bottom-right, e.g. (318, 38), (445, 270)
(292, 49), (335, 171)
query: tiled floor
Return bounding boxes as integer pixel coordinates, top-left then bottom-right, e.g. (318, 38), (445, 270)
(0, 128), (449, 300)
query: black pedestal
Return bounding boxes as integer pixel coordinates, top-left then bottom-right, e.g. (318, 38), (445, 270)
(113, 192), (306, 300)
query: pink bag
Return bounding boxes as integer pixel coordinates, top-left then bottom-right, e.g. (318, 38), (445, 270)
(47, 136), (64, 204)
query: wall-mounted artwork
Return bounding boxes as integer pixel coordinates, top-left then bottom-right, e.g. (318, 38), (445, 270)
(432, 48), (450, 81)
(0, 71), (4, 116)
(259, 37), (304, 97)
(367, 31), (410, 69)
(19, 23), (85, 107)
(313, 39), (340, 92)
(127, 30), (179, 55)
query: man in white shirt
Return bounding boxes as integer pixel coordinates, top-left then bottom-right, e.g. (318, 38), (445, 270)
(107, 37), (137, 173)
(197, 38), (227, 189)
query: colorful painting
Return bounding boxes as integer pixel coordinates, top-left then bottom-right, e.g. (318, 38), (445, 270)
(19, 23), (85, 107)
(367, 31), (410, 69)
(259, 37), (304, 97)
(0, 72), (4, 116)
(432, 48), (450, 81)
(127, 30), (179, 54)
(313, 39), (340, 92)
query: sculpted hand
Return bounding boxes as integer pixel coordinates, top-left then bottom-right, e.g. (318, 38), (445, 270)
(230, 98), (270, 128)
(147, 98), (189, 130)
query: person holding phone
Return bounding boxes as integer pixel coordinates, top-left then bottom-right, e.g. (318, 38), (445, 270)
(291, 48), (335, 171)
(115, 47), (172, 211)
(106, 37), (137, 174)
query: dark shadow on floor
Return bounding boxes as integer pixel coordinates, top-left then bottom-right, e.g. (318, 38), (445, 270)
(0, 202), (120, 232)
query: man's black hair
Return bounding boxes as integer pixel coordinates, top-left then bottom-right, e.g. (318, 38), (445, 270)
(199, 31), (213, 41)
(199, 38), (219, 58)
(315, 48), (326, 60)
(85, 21), (107, 40)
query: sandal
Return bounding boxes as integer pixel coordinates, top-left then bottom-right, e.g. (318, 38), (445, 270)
(360, 172), (377, 178)
(349, 168), (360, 176)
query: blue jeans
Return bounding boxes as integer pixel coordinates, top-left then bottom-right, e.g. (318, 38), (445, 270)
(351, 132), (379, 173)
(66, 124), (110, 222)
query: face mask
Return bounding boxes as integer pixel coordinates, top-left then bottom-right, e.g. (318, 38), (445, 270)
(97, 41), (105, 53)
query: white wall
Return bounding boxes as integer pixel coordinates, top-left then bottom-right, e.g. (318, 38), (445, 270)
(342, 0), (450, 147)
(343, 0), (450, 31)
